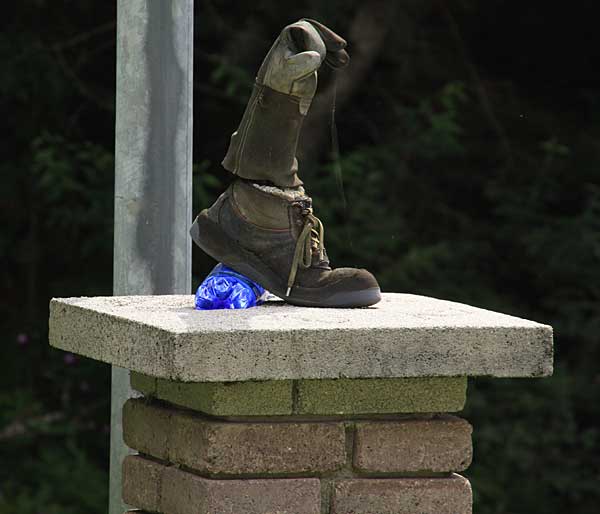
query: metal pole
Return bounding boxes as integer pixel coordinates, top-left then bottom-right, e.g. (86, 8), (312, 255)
(111, 2), (193, 513)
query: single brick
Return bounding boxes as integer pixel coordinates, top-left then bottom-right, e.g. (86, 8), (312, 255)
(297, 377), (467, 415)
(123, 399), (171, 461)
(354, 416), (473, 473)
(331, 475), (472, 514)
(130, 372), (293, 416)
(122, 456), (163, 513)
(123, 399), (346, 475)
(122, 455), (321, 514)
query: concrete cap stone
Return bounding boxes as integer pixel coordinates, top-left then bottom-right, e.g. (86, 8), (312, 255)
(49, 293), (553, 382)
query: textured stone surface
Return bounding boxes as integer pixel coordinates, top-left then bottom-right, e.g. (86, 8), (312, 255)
(131, 373), (465, 416)
(331, 475), (472, 514)
(129, 372), (157, 396)
(354, 417), (473, 473)
(297, 377), (467, 415)
(122, 455), (321, 514)
(123, 399), (346, 475)
(49, 293), (553, 382)
(122, 456), (162, 513)
(131, 372), (294, 416)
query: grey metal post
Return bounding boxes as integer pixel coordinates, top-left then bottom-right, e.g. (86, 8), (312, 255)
(111, 2), (193, 513)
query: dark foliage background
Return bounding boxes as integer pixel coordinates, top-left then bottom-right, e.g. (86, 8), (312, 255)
(1, 1), (599, 513)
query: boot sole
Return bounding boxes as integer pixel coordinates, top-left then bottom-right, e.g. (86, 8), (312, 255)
(190, 213), (381, 308)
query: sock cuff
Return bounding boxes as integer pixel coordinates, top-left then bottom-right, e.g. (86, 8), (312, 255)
(251, 182), (309, 201)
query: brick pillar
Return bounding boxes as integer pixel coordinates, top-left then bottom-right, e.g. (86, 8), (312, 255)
(121, 374), (473, 514)
(48, 293), (553, 514)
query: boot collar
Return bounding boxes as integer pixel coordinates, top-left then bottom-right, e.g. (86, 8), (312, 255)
(231, 180), (293, 231)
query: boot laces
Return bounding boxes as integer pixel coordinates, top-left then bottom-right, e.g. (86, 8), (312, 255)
(286, 205), (325, 296)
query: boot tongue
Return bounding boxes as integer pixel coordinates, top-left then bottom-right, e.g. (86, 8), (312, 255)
(241, 180), (330, 269)
(293, 197), (331, 269)
(314, 248), (331, 269)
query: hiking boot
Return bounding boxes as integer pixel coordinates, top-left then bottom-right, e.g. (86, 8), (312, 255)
(190, 180), (381, 308)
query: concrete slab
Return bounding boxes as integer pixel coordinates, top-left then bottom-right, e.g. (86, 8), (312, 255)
(49, 293), (553, 382)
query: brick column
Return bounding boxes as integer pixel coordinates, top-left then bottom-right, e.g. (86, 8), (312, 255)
(48, 293), (553, 514)
(122, 375), (473, 514)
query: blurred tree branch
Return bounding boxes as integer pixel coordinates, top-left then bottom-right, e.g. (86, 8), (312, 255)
(53, 48), (115, 112)
(0, 412), (64, 441)
(51, 21), (116, 53)
(298, 0), (397, 167)
(14, 21), (116, 64)
(438, 2), (513, 167)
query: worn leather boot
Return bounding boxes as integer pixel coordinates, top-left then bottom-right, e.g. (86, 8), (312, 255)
(222, 19), (349, 187)
(190, 180), (381, 307)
